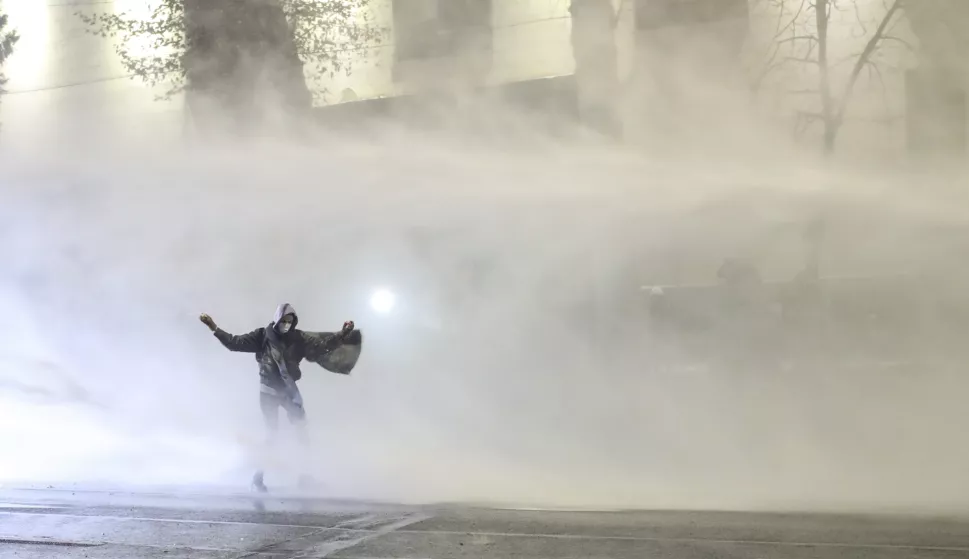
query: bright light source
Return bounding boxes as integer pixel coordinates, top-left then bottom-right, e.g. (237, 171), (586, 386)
(370, 289), (396, 314)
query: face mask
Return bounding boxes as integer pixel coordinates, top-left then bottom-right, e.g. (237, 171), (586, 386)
(277, 322), (292, 334)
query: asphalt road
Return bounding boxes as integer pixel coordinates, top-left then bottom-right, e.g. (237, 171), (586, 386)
(2, 487), (969, 558)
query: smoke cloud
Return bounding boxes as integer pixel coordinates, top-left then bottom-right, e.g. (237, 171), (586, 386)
(2, 0), (969, 514)
(1, 128), (967, 513)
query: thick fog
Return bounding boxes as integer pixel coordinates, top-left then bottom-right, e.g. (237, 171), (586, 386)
(2, 0), (969, 514)
(2, 131), (968, 512)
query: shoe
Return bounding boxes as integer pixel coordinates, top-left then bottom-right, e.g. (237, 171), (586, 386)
(252, 470), (268, 493)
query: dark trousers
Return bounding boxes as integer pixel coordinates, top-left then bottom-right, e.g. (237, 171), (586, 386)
(252, 390), (311, 486)
(259, 391), (307, 444)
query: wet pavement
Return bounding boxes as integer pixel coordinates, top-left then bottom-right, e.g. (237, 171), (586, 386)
(2, 486), (969, 558)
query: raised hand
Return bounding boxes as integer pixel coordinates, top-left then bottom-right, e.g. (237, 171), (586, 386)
(199, 313), (217, 332)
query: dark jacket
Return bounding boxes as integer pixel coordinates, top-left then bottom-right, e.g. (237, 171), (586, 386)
(214, 303), (362, 398)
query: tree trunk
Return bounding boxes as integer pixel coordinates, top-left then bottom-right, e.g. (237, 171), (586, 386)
(815, 0), (836, 155)
(822, 120), (838, 155)
(183, 0), (312, 137)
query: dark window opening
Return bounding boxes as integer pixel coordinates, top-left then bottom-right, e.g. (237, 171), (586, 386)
(393, 0), (492, 63)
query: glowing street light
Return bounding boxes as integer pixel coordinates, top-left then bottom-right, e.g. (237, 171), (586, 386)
(370, 289), (396, 314)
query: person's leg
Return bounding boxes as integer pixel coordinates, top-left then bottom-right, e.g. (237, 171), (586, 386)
(282, 398), (308, 444)
(260, 391), (281, 434)
(253, 391), (281, 492)
(281, 397), (316, 489)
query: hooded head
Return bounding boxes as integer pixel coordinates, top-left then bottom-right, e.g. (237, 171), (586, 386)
(273, 303), (299, 335)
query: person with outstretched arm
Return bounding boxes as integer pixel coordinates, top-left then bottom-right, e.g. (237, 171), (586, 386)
(199, 303), (362, 492)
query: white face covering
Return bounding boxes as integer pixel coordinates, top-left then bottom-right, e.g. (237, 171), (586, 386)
(277, 322), (292, 334)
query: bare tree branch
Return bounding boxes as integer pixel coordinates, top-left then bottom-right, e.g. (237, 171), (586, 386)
(852, 0), (868, 35)
(878, 34), (917, 53)
(795, 109), (823, 138)
(773, 0), (811, 42)
(785, 56), (821, 65)
(832, 0), (902, 129)
(749, 0), (906, 153)
(776, 35), (820, 46)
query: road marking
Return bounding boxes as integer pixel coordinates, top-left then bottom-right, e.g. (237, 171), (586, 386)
(229, 516), (401, 559)
(0, 509), (377, 530)
(0, 537), (101, 547)
(4, 510), (969, 554)
(288, 513), (432, 559)
(0, 510), (430, 559)
(0, 536), (290, 556)
(394, 528), (969, 553)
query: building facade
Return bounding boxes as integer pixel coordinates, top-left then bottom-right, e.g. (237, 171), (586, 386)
(904, 0), (968, 157)
(0, 0), (182, 150)
(2, 0), (961, 157)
